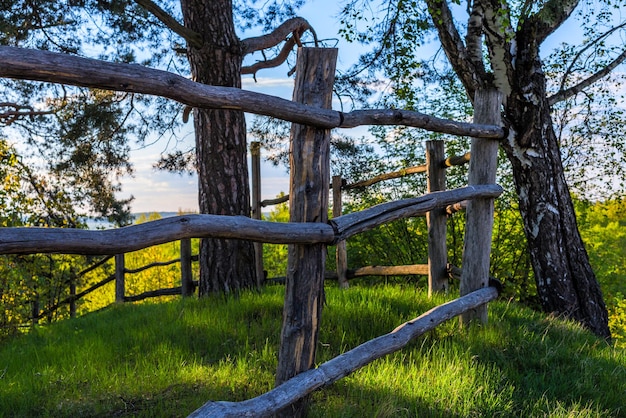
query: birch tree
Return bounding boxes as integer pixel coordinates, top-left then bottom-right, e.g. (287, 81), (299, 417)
(340, 0), (626, 338)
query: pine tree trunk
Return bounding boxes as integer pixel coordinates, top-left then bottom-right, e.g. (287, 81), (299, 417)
(503, 36), (611, 339)
(180, 0), (256, 294)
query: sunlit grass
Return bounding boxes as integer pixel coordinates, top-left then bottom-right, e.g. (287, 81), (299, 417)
(1, 284), (624, 417)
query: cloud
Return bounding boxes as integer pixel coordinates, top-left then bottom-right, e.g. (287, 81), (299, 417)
(242, 77), (294, 89)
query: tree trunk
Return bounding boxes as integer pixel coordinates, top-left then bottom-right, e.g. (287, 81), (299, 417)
(180, 0), (256, 294)
(503, 34), (610, 339)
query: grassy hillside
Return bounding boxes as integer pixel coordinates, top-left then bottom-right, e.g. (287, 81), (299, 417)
(1, 284), (624, 417)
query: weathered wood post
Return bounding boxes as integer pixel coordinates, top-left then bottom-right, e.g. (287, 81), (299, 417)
(426, 140), (448, 296)
(69, 279), (77, 317)
(31, 290), (39, 325)
(275, 47), (337, 417)
(180, 238), (194, 297)
(250, 141), (265, 289)
(115, 253), (125, 303)
(460, 88), (502, 326)
(332, 175), (349, 288)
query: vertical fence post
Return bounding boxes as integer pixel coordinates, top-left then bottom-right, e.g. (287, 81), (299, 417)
(115, 253), (125, 303)
(180, 238), (194, 297)
(69, 279), (77, 317)
(275, 47), (337, 417)
(460, 88), (502, 326)
(250, 141), (265, 289)
(426, 140), (448, 296)
(31, 289), (39, 325)
(332, 175), (349, 288)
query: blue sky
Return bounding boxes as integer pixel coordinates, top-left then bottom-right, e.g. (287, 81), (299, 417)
(118, 1), (598, 213)
(120, 0), (353, 213)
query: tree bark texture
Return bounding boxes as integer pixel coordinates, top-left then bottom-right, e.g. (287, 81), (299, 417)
(180, 0), (256, 294)
(502, 29), (610, 339)
(275, 47), (337, 417)
(426, 0), (610, 339)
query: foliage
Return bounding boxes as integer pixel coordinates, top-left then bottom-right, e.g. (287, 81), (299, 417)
(546, 51), (626, 199)
(78, 213), (200, 314)
(0, 285), (624, 417)
(262, 198), (289, 280)
(608, 295), (626, 349)
(0, 0), (310, 227)
(0, 138), (94, 340)
(575, 196), (626, 347)
(0, 206), (200, 339)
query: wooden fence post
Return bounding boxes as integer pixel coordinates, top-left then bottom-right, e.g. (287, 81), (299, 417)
(460, 88), (502, 326)
(250, 141), (265, 289)
(275, 47), (337, 417)
(69, 279), (76, 317)
(332, 175), (349, 288)
(180, 238), (193, 297)
(115, 253), (125, 303)
(31, 290), (39, 325)
(426, 140), (448, 296)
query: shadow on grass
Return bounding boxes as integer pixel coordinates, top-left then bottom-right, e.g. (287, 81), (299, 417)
(1, 286), (624, 417)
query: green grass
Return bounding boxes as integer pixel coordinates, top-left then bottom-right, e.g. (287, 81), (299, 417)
(1, 284), (625, 417)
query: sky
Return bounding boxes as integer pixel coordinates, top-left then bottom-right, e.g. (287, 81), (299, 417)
(119, 1), (353, 213)
(116, 1), (600, 214)
(120, 77), (298, 213)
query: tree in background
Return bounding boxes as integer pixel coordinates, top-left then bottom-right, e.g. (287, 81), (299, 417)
(0, 138), (90, 337)
(337, 0), (626, 339)
(0, 0), (314, 295)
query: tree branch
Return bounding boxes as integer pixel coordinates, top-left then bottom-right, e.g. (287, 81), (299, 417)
(548, 47), (626, 105)
(527, 0), (580, 45)
(482, 0), (516, 97)
(241, 17), (317, 55)
(242, 36), (297, 77)
(0, 102), (54, 126)
(133, 0), (202, 48)
(556, 21), (626, 97)
(425, 0), (486, 101)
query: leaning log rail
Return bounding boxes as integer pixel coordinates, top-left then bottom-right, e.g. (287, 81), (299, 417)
(0, 185), (501, 255)
(188, 286), (500, 418)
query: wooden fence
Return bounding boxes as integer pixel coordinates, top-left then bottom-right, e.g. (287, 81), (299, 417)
(29, 140), (468, 321)
(252, 139), (473, 291)
(0, 46), (505, 417)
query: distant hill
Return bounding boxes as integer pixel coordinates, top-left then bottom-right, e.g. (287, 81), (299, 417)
(85, 211), (184, 229)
